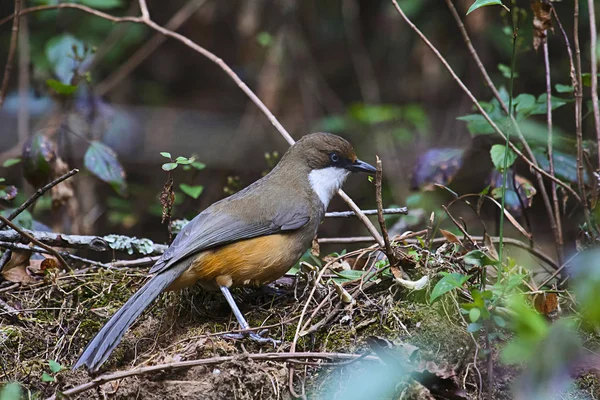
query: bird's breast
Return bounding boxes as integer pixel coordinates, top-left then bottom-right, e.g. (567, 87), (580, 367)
(167, 233), (308, 291)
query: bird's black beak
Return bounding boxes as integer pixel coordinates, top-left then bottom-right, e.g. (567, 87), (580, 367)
(347, 159), (377, 174)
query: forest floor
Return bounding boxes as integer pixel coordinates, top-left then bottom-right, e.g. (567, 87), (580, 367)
(1, 240), (599, 400)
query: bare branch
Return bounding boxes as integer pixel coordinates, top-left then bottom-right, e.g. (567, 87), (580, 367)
(588, 0), (600, 168)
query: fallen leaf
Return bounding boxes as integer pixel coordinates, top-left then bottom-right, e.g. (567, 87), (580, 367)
(2, 250), (35, 283)
(440, 229), (462, 245)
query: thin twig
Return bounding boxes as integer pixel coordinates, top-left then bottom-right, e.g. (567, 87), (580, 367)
(48, 352), (378, 400)
(543, 37), (564, 264)
(588, 0), (600, 168)
(552, 5), (593, 231)
(0, 0), (22, 111)
(324, 208), (407, 218)
(0, 216), (69, 270)
(441, 205), (478, 248)
(96, 0), (207, 95)
(375, 156), (396, 265)
(138, 0), (150, 21)
(391, 0), (580, 203)
(0, 169), (79, 230)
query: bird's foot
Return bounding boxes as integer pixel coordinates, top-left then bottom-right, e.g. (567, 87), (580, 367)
(222, 329), (280, 346)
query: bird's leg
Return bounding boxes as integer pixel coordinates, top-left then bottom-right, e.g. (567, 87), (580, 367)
(219, 286), (280, 345)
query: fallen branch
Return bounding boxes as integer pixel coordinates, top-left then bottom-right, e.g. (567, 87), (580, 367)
(325, 207), (407, 218)
(48, 352), (379, 399)
(0, 215), (69, 270)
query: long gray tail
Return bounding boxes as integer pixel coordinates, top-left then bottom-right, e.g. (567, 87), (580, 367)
(73, 262), (188, 371)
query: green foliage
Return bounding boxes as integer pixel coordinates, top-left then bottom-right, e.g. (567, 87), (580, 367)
(77, 0), (125, 9)
(463, 249), (500, 267)
(160, 153), (199, 172)
(467, 0), (506, 15)
(0, 382), (22, 400)
(179, 184), (204, 199)
(84, 141), (127, 195)
(490, 144), (517, 171)
(429, 272), (470, 303)
(46, 79), (78, 96)
(2, 158), (21, 168)
(256, 32), (273, 47)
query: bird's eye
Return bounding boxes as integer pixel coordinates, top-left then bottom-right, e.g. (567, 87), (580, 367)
(330, 153), (340, 163)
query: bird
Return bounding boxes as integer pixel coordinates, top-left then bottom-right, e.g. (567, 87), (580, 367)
(74, 132), (376, 371)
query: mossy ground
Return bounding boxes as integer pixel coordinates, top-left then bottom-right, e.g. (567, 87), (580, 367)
(0, 248), (598, 399)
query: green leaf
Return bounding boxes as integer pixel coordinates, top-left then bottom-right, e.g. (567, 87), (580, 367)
(48, 359), (63, 373)
(331, 269), (368, 283)
(429, 272), (471, 303)
(490, 144), (517, 171)
(84, 141), (127, 195)
(2, 158), (20, 168)
(41, 372), (55, 382)
(78, 0), (125, 9)
(467, 0), (504, 15)
(175, 156), (194, 165)
(256, 32), (273, 47)
(0, 382), (23, 400)
(467, 322), (482, 332)
(555, 83), (574, 93)
(493, 315), (507, 327)
(191, 161), (206, 170)
(514, 93), (536, 118)
(498, 63), (518, 79)
(464, 249), (500, 267)
(162, 162), (178, 171)
(46, 79), (78, 95)
(160, 152), (171, 159)
(22, 132), (55, 188)
(581, 73), (600, 87)
(179, 184), (204, 199)
(469, 307), (481, 323)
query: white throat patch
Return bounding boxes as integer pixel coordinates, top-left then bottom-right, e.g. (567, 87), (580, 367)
(308, 167), (350, 208)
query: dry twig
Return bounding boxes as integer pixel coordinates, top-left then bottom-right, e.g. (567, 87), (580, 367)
(0, 0), (22, 110)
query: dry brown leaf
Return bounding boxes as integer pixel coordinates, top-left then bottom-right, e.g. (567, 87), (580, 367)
(310, 237), (320, 257)
(2, 250), (34, 283)
(531, 0), (553, 51)
(439, 229), (462, 245)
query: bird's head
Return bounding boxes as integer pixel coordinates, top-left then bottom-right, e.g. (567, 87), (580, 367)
(278, 132), (376, 207)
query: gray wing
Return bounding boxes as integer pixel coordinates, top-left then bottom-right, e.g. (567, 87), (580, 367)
(149, 202), (310, 275)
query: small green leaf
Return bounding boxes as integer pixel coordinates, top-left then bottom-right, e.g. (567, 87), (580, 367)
(191, 161), (206, 170)
(41, 372), (55, 382)
(429, 272), (471, 303)
(498, 63), (518, 79)
(160, 152), (171, 159)
(469, 307), (481, 323)
(493, 315), (507, 327)
(48, 360), (63, 373)
(490, 144), (517, 171)
(175, 156), (194, 165)
(256, 32), (273, 47)
(464, 249), (500, 267)
(581, 73), (600, 87)
(162, 162), (178, 171)
(2, 158), (21, 168)
(555, 84), (574, 93)
(179, 184), (204, 199)
(46, 79), (78, 95)
(467, 322), (482, 332)
(467, 0), (504, 15)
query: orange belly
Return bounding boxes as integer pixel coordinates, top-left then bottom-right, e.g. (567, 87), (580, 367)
(167, 233), (303, 291)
